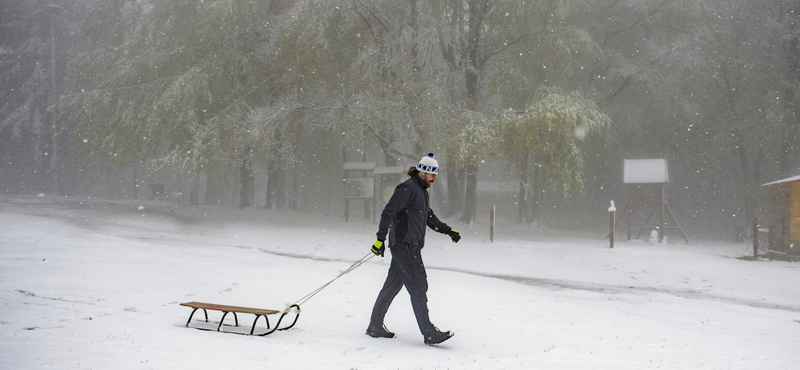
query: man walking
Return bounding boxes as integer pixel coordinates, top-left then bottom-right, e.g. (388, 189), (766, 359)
(366, 153), (461, 346)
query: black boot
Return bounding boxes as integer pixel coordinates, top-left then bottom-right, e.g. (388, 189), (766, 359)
(423, 327), (453, 345)
(366, 324), (395, 338)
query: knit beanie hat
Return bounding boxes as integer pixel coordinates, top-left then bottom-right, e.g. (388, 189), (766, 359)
(416, 153), (439, 174)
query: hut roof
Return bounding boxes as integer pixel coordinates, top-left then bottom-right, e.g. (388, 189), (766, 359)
(762, 175), (800, 187)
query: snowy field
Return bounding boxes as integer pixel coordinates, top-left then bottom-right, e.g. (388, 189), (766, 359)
(1, 194), (799, 370)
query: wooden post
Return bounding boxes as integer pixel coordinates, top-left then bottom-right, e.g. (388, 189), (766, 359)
(132, 164), (138, 200)
(659, 184), (665, 242)
(626, 211), (632, 241)
(609, 201), (616, 248)
(753, 218), (759, 259)
(490, 205), (495, 242)
(344, 179), (349, 223)
(343, 147), (347, 221)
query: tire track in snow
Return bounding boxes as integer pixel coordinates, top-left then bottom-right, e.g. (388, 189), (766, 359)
(246, 247), (800, 314)
(429, 267), (800, 314)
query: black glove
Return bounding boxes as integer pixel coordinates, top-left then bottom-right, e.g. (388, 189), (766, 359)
(446, 228), (461, 243)
(371, 240), (385, 257)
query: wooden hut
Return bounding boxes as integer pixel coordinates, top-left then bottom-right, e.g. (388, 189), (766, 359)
(762, 175), (800, 257)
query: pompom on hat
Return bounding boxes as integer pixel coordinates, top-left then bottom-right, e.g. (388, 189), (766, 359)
(416, 153), (439, 174)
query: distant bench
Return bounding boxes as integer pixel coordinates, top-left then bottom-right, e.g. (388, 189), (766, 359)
(180, 301), (300, 336)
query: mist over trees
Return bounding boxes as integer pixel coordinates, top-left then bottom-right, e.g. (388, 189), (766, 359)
(1, 0), (798, 236)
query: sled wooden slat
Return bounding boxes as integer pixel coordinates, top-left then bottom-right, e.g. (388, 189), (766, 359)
(180, 302), (279, 316)
(180, 301), (300, 336)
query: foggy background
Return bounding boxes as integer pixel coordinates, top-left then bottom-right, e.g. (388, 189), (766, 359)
(2, 0), (799, 239)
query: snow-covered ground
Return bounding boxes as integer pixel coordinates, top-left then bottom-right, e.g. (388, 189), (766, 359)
(1, 194), (799, 370)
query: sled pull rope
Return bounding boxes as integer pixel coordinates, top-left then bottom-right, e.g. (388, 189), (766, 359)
(285, 252), (375, 312)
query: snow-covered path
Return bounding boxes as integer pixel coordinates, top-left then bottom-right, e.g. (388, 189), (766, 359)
(1, 195), (798, 369)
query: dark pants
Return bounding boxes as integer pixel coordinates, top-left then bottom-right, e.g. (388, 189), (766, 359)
(369, 244), (434, 335)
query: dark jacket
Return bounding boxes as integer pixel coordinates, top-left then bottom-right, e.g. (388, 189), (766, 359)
(376, 175), (450, 251)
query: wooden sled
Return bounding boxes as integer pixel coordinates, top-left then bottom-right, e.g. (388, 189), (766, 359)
(180, 301), (300, 336)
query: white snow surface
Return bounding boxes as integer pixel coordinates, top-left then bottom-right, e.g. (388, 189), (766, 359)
(1, 195), (799, 369)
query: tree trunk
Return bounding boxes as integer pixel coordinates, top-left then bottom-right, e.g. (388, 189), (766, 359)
(265, 159), (275, 209)
(459, 161), (478, 224)
(205, 170), (222, 205)
(779, 139), (794, 178)
(531, 167), (544, 226)
(516, 158), (528, 224)
(266, 157), (284, 209)
(132, 164), (138, 200)
(409, 0), (425, 157)
(780, 41), (798, 178)
(274, 161), (285, 209)
(189, 168), (200, 206)
(239, 147), (254, 208)
(291, 162), (299, 210)
(533, 189), (543, 226)
(465, 1), (481, 110)
(458, 1), (485, 222)
(446, 158), (464, 217)
(517, 182), (527, 224)
(266, 133), (285, 209)
(377, 136), (402, 189)
(49, 12), (59, 196)
(735, 141), (755, 223)
(379, 140), (398, 167)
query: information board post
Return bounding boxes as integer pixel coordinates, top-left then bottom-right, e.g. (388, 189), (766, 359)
(619, 159), (688, 243)
(490, 205), (495, 242)
(343, 162), (376, 223)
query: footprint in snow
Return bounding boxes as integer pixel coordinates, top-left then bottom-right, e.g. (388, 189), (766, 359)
(15, 289), (36, 297)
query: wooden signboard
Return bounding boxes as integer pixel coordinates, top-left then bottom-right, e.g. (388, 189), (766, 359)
(624, 159), (668, 184)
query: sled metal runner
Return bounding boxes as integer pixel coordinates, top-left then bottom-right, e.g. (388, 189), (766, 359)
(178, 253), (375, 337)
(180, 301), (300, 336)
